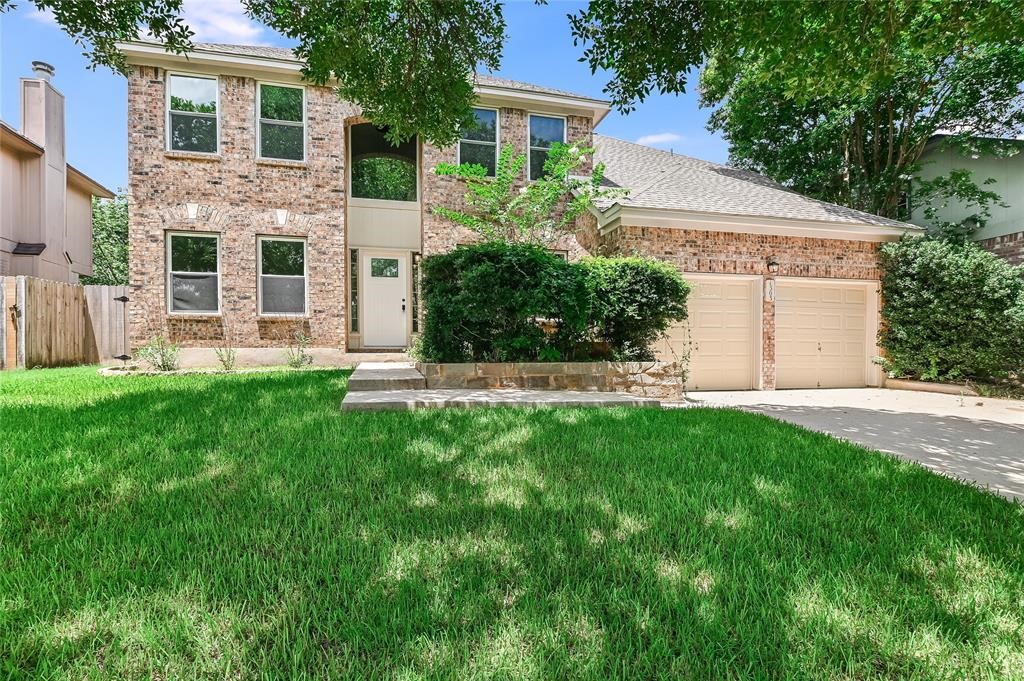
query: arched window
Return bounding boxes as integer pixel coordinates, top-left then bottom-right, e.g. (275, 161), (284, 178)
(350, 123), (417, 202)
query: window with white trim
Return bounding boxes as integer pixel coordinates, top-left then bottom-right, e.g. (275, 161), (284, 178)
(168, 233), (219, 313)
(167, 74), (218, 153)
(528, 114), (565, 180)
(458, 107), (498, 176)
(259, 237), (307, 315)
(258, 83), (305, 161)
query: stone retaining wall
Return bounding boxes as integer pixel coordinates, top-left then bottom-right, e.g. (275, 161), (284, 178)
(416, 361), (685, 400)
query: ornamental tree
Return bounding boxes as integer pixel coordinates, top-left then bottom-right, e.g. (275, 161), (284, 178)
(432, 142), (622, 246)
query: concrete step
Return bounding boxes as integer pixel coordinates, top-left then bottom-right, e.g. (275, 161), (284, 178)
(341, 388), (661, 412)
(347, 361), (426, 391)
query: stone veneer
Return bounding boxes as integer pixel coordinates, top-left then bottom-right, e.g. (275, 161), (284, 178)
(595, 225), (882, 389)
(979, 230), (1024, 266)
(128, 63), (596, 349)
(417, 361), (685, 400)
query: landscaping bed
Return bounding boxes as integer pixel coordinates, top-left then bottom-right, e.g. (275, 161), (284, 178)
(2, 368), (1022, 678)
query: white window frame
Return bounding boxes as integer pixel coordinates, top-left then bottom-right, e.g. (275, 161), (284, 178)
(456, 106), (500, 176)
(165, 72), (220, 155)
(256, 81), (306, 162)
(257, 235), (308, 317)
(166, 231), (221, 315)
(526, 113), (567, 181)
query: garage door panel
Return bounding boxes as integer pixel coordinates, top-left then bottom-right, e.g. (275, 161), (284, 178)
(776, 280), (874, 389)
(656, 276), (759, 391)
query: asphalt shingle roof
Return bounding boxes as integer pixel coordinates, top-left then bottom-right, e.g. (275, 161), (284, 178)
(593, 134), (910, 228)
(192, 43), (603, 101)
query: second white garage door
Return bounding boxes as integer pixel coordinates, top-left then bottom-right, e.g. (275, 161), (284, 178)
(656, 275), (759, 391)
(775, 280), (876, 389)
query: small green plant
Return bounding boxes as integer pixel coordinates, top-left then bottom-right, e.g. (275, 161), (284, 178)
(284, 331), (314, 369)
(215, 346), (238, 371)
(135, 336), (180, 372)
(433, 142), (624, 246)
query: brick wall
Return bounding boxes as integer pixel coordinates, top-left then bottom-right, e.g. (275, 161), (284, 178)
(128, 66), (354, 348)
(979, 230), (1024, 266)
(602, 225), (882, 389)
(129, 63), (597, 350)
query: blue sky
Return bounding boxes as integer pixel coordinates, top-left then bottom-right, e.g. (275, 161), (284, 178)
(0, 0), (727, 192)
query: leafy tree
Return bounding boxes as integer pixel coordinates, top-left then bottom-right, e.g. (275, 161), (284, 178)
(248, 0), (506, 147)
(571, 0), (1024, 224)
(433, 142), (621, 246)
(81, 193), (128, 286)
(0, 0), (193, 72)
(351, 157), (418, 202)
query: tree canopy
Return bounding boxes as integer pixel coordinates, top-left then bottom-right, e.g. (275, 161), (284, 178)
(13, 0), (1024, 224)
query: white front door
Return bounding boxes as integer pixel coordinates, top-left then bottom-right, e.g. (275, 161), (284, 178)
(361, 251), (409, 347)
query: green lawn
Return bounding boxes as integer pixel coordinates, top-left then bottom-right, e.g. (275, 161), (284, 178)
(2, 368), (1022, 679)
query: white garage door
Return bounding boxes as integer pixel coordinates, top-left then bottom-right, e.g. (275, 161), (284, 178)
(656, 275), (759, 391)
(775, 280), (875, 389)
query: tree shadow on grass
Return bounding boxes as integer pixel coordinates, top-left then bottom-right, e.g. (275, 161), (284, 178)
(2, 370), (1023, 678)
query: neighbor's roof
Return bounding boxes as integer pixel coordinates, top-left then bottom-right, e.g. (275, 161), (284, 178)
(134, 41), (607, 104)
(593, 134), (913, 230)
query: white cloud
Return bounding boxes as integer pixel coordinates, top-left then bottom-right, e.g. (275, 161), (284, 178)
(636, 132), (685, 147)
(23, 7), (57, 25)
(181, 0), (271, 45)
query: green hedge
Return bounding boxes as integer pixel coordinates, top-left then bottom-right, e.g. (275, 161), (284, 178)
(879, 237), (1024, 381)
(417, 243), (690, 362)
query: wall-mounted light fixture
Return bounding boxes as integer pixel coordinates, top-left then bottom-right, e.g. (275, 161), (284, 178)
(766, 258), (780, 274)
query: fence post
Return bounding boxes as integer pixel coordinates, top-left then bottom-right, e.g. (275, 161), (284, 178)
(15, 276), (26, 369)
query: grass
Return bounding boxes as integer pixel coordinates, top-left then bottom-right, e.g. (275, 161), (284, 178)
(2, 368), (1023, 679)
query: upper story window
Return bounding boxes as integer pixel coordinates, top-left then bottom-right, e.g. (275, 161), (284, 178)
(350, 123), (417, 202)
(458, 107), (498, 176)
(258, 237), (307, 315)
(167, 232), (219, 313)
(258, 83), (305, 161)
(167, 74), (218, 154)
(528, 114), (566, 181)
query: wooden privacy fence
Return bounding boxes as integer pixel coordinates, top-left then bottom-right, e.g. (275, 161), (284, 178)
(0, 276), (129, 370)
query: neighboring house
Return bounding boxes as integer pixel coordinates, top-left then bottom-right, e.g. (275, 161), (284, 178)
(911, 134), (1024, 265)
(119, 41), (919, 391)
(1, 62), (115, 283)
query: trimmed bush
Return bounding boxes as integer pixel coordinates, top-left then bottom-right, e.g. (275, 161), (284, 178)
(418, 242), (589, 362)
(880, 237), (1024, 381)
(579, 256), (692, 361)
(417, 243), (690, 363)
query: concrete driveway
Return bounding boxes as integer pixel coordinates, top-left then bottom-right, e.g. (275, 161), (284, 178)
(690, 388), (1024, 502)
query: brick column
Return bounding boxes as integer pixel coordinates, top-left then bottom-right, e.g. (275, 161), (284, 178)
(761, 277), (776, 390)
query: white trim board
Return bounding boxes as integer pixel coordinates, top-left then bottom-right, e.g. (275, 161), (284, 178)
(593, 204), (919, 242)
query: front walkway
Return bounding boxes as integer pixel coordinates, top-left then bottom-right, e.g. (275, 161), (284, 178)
(691, 388), (1024, 501)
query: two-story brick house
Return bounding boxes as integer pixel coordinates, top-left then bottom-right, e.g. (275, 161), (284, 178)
(120, 41), (917, 390)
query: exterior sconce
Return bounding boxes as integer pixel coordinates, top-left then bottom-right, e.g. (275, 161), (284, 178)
(766, 258), (780, 274)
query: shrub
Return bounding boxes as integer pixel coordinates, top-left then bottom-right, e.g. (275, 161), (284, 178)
(215, 346), (238, 371)
(418, 243), (690, 363)
(880, 237), (1024, 381)
(284, 331), (314, 369)
(579, 256), (691, 361)
(418, 242), (589, 362)
(136, 336), (180, 371)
